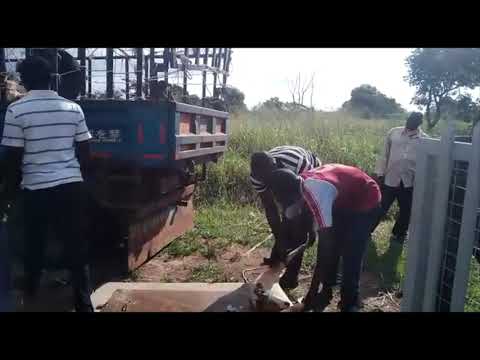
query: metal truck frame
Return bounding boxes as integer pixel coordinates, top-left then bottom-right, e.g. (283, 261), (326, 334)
(0, 48), (231, 280)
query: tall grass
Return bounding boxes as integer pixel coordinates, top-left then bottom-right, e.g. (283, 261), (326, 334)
(197, 110), (403, 206)
(188, 110), (480, 310)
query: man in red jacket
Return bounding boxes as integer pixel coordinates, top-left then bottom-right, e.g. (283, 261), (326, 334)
(268, 164), (381, 312)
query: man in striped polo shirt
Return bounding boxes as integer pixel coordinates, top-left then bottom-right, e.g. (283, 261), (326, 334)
(1, 56), (94, 312)
(250, 146), (321, 290)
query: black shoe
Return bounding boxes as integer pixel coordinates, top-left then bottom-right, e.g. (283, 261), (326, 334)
(307, 288), (333, 312)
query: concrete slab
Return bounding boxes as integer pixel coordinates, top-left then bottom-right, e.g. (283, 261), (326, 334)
(92, 282), (253, 312)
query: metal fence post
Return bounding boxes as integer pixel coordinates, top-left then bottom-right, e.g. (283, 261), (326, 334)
(450, 122), (480, 311)
(402, 148), (430, 311)
(422, 120), (456, 311)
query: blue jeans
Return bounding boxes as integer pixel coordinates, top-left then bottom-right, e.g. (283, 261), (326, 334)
(0, 220), (12, 312)
(311, 206), (381, 311)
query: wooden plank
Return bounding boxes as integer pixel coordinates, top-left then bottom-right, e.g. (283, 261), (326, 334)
(176, 134), (228, 145)
(53, 48), (59, 92)
(78, 48), (86, 97)
(125, 56), (130, 100)
(223, 48), (231, 87)
(176, 102), (229, 118)
(87, 57), (92, 97)
(135, 48), (143, 98)
(216, 48), (223, 69)
(213, 48), (222, 97)
(170, 48), (177, 68)
(211, 48), (217, 67)
(106, 48), (114, 98)
(181, 64), (228, 74)
(175, 146), (227, 160)
(163, 48), (169, 84)
(202, 48), (209, 106)
(183, 48), (188, 101)
(195, 48), (200, 65)
(149, 48), (156, 90)
(144, 55), (149, 97)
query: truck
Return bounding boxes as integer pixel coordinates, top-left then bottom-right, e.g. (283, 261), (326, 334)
(0, 48), (232, 282)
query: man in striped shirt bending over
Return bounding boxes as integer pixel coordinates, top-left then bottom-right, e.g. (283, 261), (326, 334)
(1, 56), (94, 312)
(250, 146), (321, 290)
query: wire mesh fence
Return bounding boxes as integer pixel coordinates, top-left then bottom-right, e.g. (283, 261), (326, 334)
(465, 209), (480, 312)
(435, 160), (467, 311)
(434, 159), (480, 312)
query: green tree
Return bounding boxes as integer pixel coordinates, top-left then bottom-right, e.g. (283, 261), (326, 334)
(440, 94), (480, 124)
(406, 48), (480, 129)
(253, 97), (287, 112)
(220, 86), (247, 113)
(342, 84), (404, 119)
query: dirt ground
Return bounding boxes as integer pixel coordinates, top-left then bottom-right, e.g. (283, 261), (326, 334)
(11, 240), (400, 312)
(132, 241), (401, 312)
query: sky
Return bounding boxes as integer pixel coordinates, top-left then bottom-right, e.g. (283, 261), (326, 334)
(227, 48), (418, 112)
(3, 48), (420, 111)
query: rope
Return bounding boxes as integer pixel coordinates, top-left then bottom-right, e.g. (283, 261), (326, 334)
(242, 267), (265, 284)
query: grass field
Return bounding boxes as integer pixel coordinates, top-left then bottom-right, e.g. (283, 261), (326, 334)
(181, 111), (406, 291)
(167, 109), (479, 311)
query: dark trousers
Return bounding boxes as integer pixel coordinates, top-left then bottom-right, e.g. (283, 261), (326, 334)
(270, 211), (313, 286)
(313, 207), (380, 311)
(373, 182), (413, 238)
(0, 220), (12, 312)
(23, 182), (93, 312)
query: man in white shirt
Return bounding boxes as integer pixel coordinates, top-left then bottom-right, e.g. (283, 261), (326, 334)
(372, 112), (427, 244)
(1, 56), (93, 312)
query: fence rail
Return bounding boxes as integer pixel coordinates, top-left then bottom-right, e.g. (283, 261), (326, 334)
(402, 121), (480, 312)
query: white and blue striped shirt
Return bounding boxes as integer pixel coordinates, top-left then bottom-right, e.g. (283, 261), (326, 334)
(1, 90), (91, 190)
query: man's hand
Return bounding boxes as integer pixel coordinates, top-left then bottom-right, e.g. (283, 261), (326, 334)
(76, 140), (91, 182)
(373, 175), (384, 186)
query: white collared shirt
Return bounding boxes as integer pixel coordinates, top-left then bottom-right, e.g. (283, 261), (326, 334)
(375, 126), (428, 188)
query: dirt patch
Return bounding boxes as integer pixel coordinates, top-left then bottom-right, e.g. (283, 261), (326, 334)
(133, 241), (270, 283)
(131, 241), (400, 312)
